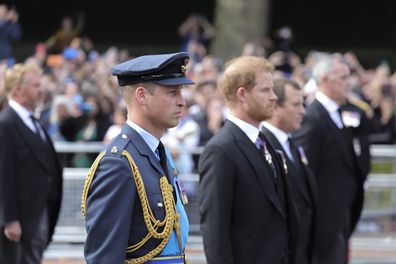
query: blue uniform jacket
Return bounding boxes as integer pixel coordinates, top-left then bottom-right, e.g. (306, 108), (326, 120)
(84, 124), (189, 263)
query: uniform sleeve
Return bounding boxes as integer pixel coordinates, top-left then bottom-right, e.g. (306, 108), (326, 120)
(0, 122), (18, 225)
(198, 144), (235, 264)
(84, 155), (135, 264)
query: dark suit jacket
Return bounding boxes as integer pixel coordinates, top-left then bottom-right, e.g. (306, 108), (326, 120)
(261, 126), (318, 264)
(292, 99), (364, 260)
(199, 120), (299, 264)
(341, 101), (372, 180)
(0, 106), (63, 260)
(340, 101), (372, 234)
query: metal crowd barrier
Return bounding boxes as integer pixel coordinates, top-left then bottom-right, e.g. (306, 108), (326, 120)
(53, 142), (396, 243)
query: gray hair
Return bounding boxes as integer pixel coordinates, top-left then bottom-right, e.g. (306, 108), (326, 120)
(311, 55), (335, 84)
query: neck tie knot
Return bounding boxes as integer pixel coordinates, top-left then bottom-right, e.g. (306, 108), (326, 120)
(255, 136), (264, 149)
(30, 114), (45, 141)
(256, 131), (267, 147)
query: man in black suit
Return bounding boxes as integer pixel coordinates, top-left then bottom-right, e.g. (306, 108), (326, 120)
(0, 63), (63, 263)
(293, 56), (365, 264)
(261, 78), (317, 264)
(199, 56), (299, 264)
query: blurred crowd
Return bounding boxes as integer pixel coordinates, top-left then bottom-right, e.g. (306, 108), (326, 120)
(0, 9), (395, 172)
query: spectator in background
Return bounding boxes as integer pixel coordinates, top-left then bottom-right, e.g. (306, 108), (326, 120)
(193, 96), (225, 147)
(273, 26), (297, 53)
(60, 94), (111, 167)
(361, 63), (396, 144)
(46, 12), (85, 54)
(103, 105), (127, 144)
(0, 4), (22, 65)
(0, 61), (8, 110)
(371, 95), (395, 144)
(47, 94), (74, 141)
(269, 50), (301, 78)
(241, 41), (266, 57)
(25, 43), (49, 72)
(189, 79), (218, 115)
(190, 55), (221, 84)
(178, 13), (215, 58)
(162, 104), (200, 174)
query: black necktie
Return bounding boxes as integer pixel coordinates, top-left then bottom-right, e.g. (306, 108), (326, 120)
(30, 115), (45, 141)
(288, 137), (301, 170)
(157, 141), (168, 174)
(287, 137), (296, 160)
(337, 107), (345, 129)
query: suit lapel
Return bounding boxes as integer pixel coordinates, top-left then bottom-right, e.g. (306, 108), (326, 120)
(314, 100), (354, 170)
(262, 127), (311, 203)
(10, 108), (55, 175)
(226, 121), (284, 217)
(290, 140), (319, 206)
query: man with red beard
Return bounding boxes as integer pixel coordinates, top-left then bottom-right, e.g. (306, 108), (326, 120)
(199, 56), (299, 264)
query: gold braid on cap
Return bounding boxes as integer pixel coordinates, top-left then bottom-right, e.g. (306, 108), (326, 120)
(81, 150), (180, 264)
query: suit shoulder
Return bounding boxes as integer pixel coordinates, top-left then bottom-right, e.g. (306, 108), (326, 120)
(205, 126), (235, 147)
(305, 102), (321, 117)
(0, 108), (14, 123)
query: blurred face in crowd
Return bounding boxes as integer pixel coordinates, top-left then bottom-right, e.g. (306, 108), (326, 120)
(62, 17), (73, 30)
(242, 70), (277, 126)
(276, 84), (305, 133)
(0, 5), (9, 20)
(84, 96), (100, 117)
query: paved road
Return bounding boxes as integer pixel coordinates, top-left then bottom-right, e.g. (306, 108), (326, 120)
(43, 235), (396, 264)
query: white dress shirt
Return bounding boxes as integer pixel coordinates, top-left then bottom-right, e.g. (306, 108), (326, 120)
(261, 121), (294, 161)
(227, 113), (260, 144)
(315, 91), (343, 129)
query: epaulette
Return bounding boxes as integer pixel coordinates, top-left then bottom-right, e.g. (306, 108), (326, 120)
(349, 96), (370, 112)
(105, 133), (130, 158)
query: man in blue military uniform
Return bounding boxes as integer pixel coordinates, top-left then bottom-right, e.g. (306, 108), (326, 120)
(82, 52), (194, 263)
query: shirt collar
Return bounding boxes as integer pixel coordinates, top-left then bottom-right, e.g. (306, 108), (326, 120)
(315, 91), (340, 114)
(126, 119), (159, 153)
(227, 113), (259, 143)
(261, 121), (289, 145)
(8, 99), (34, 119)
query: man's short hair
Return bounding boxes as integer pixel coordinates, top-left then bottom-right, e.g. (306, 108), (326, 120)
(273, 78), (301, 106)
